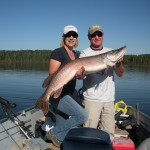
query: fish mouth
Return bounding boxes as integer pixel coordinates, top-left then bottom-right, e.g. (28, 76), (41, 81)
(107, 46), (126, 62)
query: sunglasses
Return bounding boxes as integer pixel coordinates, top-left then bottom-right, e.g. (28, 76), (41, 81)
(64, 32), (78, 38)
(90, 32), (103, 38)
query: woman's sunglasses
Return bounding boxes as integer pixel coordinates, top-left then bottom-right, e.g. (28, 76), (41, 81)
(90, 32), (103, 38)
(64, 32), (78, 38)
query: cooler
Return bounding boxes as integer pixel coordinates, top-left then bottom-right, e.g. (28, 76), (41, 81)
(112, 137), (135, 150)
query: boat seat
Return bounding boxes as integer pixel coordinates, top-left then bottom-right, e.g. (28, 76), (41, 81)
(137, 138), (150, 150)
(60, 127), (112, 150)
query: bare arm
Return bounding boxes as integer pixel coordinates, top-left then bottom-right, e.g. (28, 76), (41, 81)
(42, 59), (61, 88)
(49, 59), (61, 75)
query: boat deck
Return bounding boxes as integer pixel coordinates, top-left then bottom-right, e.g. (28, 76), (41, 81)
(11, 139), (59, 150)
(10, 122), (131, 150)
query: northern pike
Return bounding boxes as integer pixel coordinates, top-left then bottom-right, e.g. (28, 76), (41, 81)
(35, 46), (126, 115)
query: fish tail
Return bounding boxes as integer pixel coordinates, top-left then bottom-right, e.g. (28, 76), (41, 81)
(35, 94), (50, 115)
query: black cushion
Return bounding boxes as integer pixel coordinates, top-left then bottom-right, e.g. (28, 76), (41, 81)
(61, 127), (112, 150)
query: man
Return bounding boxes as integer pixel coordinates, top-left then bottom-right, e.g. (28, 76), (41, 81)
(80, 24), (124, 141)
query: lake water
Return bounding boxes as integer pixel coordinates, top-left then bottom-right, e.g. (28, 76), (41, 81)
(0, 66), (150, 119)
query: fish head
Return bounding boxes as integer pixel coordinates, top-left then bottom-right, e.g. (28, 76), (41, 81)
(106, 46), (126, 66)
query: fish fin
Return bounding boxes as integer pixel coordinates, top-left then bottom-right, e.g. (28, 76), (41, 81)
(75, 66), (86, 79)
(35, 94), (50, 115)
(103, 68), (108, 75)
(42, 75), (52, 88)
(42, 72), (57, 88)
(53, 87), (63, 99)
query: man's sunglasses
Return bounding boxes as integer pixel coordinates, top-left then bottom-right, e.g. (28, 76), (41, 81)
(90, 32), (103, 38)
(64, 32), (78, 38)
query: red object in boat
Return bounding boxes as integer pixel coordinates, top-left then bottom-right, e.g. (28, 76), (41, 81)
(112, 137), (135, 150)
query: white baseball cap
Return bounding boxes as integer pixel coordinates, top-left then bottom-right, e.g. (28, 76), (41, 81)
(63, 25), (78, 35)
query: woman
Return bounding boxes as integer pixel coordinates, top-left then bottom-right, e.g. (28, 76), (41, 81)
(41, 25), (87, 147)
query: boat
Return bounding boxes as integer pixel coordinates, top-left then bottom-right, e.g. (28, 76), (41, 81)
(0, 96), (150, 150)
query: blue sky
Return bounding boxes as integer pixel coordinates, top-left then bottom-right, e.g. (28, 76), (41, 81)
(0, 0), (150, 54)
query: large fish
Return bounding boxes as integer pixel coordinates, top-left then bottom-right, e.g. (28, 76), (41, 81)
(35, 46), (126, 115)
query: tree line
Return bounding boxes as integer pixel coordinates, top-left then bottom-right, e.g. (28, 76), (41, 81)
(0, 50), (51, 63)
(0, 50), (150, 66)
(125, 54), (150, 66)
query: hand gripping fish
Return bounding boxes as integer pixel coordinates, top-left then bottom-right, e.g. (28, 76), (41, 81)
(35, 46), (126, 115)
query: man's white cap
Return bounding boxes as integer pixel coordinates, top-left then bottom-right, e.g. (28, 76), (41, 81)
(63, 25), (78, 35)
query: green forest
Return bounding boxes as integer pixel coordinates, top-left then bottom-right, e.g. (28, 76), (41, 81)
(0, 50), (150, 66)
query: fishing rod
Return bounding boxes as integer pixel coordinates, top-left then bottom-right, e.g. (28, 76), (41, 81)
(0, 97), (34, 139)
(12, 117), (32, 139)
